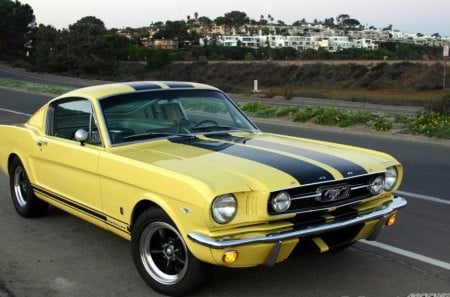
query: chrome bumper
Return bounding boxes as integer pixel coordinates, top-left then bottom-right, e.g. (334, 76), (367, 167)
(188, 197), (407, 249)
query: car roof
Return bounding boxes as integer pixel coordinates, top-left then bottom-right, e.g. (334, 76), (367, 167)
(56, 81), (220, 101)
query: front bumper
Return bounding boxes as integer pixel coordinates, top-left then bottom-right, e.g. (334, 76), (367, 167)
(188, 196), (407, 249)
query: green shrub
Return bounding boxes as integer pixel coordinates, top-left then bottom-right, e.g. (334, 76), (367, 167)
(370, 115), (393, 131)
(425, 93), (450, 116)
(409, 112), (450, 138)
(275, 106), (299, 117)
(293, 107), (317, 122)
(145, 49), (173, 70)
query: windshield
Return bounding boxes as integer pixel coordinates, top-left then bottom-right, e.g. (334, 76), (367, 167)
(99, 89), (258, 145)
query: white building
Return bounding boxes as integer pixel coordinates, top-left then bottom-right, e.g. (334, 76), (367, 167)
(198, 24), (448, 53)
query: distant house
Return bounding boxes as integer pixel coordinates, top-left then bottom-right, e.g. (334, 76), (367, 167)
(126, 21), (450, 53)
(142, 38), (178, 50)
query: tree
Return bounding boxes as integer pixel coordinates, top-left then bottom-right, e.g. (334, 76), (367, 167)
(292, 19), (306, 26)
(153, 20), (189, 42)
(0, 0), (35, 57)
(198, 17), (211, 25)
(64, 16), (118, 75)
(382, 24), (393, 31)
(324, 17), (335, 28)
(337, 14), (350, 28)
(431, 33), (441, 38)
(32, 25), (66, 72)
(342, 18), (360, 29)
(215, 11), (249, 35)
(259, 19), (268, 26)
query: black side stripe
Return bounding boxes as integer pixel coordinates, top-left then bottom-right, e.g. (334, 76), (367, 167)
(173, 138), (334, 184)
(208, 134), (367, 178)
(32, 185), (130, 234)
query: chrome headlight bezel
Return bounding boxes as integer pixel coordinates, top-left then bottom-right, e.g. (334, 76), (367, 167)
(384, 166), (398, 191)
(211, 194), (237, 224)
(270, 191), (291, 213)
(369, 175), (385, 195)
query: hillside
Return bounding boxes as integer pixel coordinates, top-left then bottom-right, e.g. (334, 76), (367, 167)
(140, 61), (444, 94)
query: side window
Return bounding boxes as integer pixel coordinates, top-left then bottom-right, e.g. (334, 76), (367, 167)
(47, 98), (101, 145)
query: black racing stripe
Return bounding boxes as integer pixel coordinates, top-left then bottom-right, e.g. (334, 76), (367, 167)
(244, 139), (367, 178)
(162, 81), (194, 89)
(207, 134), (367, 178)
(33, 185), (131, 234)
(174, 138), (334, 184)
(125, 82), (163, 91)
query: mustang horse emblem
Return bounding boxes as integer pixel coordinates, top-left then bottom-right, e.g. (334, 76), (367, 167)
(317, 185), (351, 202)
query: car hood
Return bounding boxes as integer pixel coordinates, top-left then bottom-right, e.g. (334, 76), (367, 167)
(112, 132), (398, 194)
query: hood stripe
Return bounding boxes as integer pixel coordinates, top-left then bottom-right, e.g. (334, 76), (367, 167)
(124, 82), (163, 91)
(173, 138), (334, 184)
(124, 81), (195, 91)
(162, 82), (195, 89)
(207, 134), (367, 178)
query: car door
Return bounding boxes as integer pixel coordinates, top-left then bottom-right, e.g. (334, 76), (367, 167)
(30, 97), (104, 216)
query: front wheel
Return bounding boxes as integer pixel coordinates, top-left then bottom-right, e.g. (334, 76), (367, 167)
(9, 157), (48, 218)
(131, 208), (213, 296)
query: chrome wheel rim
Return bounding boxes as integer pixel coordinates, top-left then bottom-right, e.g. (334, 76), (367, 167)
(13, 166), (28, 207)
(140, 221), (188, 285)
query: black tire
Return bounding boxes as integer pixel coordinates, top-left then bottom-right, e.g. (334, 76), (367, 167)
(131, 208), (213, 296)
(9, 157), (48, 218)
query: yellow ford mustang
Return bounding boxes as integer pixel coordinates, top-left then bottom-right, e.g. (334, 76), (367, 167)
(0, 81), (406, 296)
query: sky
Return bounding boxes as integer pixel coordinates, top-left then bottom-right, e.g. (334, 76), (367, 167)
(21, 0), (450, 36)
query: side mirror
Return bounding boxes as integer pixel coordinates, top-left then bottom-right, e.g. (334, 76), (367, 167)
(74, 129), (88, 145)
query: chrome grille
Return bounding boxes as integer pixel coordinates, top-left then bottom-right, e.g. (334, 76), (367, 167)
(268, 173), (383, 215)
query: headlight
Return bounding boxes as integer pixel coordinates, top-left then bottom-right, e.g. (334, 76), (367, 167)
(369, 176), (385, 195)
(271, 191), (291, 213)
(212, 194), (237, 224)
(384, 166), (398, 191)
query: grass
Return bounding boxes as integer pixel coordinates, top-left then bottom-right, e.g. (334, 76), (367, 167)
(0, 78), (74, 95)
(240, 101), (450, 139)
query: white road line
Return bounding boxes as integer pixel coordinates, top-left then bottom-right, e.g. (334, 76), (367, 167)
(0, 108), (31, 117)
(395, 190), (450, 206)
(361, 240), (450, 271)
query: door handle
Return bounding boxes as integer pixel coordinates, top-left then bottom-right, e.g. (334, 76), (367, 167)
(37, 140), (47, 147)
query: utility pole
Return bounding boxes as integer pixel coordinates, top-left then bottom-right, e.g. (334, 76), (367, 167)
(444, 43), (449, 89)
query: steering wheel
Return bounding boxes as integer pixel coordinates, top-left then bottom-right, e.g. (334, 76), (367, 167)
(192, 120), (219, 128)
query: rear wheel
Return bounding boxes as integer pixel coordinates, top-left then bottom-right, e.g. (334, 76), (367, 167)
(9, 157), (48, 218)
(131, 208), (213, 296)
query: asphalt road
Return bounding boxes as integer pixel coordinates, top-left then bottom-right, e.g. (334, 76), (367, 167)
(0, 82), (449, 296)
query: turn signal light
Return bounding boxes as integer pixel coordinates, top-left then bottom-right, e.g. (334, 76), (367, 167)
(223, 251), (238, 264)
(386, 215), (397, 226)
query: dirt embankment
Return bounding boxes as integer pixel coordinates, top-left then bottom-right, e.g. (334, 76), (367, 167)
(138, 61), (445, 93)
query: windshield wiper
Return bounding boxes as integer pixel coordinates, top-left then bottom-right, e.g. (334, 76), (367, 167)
(122, 132), (193, 141)
(191, 125), (235, 132)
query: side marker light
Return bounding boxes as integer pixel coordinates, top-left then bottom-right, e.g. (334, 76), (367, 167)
(223, 251), (238, 264)
(386, 215), (397, 226)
